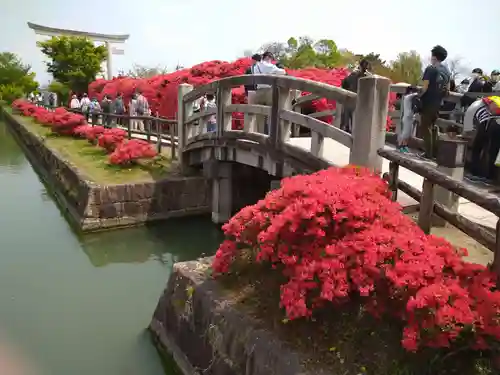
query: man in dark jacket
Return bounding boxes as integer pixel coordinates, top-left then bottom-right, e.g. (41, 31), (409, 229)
(461, 68), (487, 108)
(340, 59), (371, 132)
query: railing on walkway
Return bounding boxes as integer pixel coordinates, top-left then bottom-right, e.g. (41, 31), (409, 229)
(41, 105), (178, 158)
(379, 148), (500, 273)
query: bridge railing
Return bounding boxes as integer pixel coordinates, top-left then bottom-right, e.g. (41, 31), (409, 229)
(40, 104), (178, 157)
(177, 74), (391, 172)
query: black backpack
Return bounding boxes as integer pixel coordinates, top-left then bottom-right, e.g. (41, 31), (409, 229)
(435, 65), (451, 98)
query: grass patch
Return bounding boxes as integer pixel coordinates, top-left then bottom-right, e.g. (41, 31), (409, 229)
(217, 255), (495, 375)
(7, 109), (178, 185)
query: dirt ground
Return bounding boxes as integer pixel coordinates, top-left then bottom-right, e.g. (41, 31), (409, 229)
(407, 213), (493, 265)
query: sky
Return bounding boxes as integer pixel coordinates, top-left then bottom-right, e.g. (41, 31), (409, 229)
(1, 0), (499, 86)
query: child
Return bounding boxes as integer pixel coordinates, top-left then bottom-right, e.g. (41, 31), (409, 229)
(398, 86), (419, 153)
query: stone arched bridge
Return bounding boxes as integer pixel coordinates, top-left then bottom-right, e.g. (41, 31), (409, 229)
(175, 74), (392, 223)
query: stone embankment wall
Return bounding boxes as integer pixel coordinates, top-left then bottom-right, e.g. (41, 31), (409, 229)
(1, 108), (211, 232)
(150, 257), (316, 375)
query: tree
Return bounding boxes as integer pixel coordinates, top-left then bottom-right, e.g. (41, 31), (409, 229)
(259, 36), (342, 69)
(0, 52), (38, 103)
(258, 41), (288, 61)
(37, 36), (107, 94)
(387, 51), (423, 85)
(127, 64), (169, 78)
(446, 57), (468, 81)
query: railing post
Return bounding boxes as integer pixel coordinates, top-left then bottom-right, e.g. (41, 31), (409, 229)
(177, 84), (194, 169)
(280, 89), (299, 143)
(244, 91), (257, 133)
(349, 76), (391, 171)
(216, 85), (232, 135)
(433, 137), (467, 226)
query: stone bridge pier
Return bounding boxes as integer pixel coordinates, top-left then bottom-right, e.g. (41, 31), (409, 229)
(204, 161), (275, 224)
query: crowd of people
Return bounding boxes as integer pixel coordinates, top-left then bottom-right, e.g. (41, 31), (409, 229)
(31, 49), (500, 184)
(379, 45), (500, 184)
(68, 90), (151, 131)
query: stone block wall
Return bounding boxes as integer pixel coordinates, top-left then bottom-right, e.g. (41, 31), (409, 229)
(150, 257), (318, 375)
(3, 108), (211, 232)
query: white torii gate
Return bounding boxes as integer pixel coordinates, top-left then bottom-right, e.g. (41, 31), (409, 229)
(27, 22), (129, 80)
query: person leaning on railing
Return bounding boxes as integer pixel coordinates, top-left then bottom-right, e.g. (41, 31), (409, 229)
(249, 51), (286, 134)
(466, 96), (500, 183)
(340, 59), (372, 133)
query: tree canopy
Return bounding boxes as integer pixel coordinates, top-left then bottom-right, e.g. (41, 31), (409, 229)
(0, 52), (38, 103)
(37, 36), (107, 94)
(127, 63), (170, 78)
(257, 36), (342, 69)
(254, 37), (426, 85)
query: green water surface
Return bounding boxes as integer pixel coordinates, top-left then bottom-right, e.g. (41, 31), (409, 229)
(0, 120), (222, 375)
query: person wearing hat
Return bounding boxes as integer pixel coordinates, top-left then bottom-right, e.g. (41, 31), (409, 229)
(462, 68), (487, 108)
(69, 94), (80, 109)
(484, 70), (500, 92)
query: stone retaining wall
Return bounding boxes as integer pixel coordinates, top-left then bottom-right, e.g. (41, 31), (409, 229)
(150, 257), (316, 375)
(2, 108), (211, 232)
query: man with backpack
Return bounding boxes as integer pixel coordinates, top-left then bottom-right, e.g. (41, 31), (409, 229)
(100, 95), (113, 127)
(417, 45), (451, 159)
(113, 93), (125, 126)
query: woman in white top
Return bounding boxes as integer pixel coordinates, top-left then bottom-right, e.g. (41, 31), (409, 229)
(69, 95), (80, 109)
(129, 94), (139, 130)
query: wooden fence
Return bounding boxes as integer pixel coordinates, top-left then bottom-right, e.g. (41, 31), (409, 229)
(379, 148), (500, 273)
(41, 105), (178, 158)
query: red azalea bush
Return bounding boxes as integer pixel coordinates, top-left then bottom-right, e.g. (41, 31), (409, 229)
(88, 59), (397, 132)
(109, 139), (157, 165)
(11, 100), (87, 136)
(97, 128), (127, 152)
(212, 166), (500, 352)
(74, 125), (106, 143)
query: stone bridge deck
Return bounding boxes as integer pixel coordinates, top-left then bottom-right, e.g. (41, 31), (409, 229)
(289, 137), (498, 230)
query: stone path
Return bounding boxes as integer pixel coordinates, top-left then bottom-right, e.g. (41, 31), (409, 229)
(288, 137), (499, 231)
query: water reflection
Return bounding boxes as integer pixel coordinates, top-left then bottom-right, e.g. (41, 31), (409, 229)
(80, 216), (223, 267)
(0, 122), (24, 167)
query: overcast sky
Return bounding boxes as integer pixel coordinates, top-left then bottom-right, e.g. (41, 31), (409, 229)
(1, 0), (498, 85)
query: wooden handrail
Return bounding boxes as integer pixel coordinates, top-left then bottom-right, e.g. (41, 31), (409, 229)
(182, 75), (358, 107)
(378, 148), (500, 215)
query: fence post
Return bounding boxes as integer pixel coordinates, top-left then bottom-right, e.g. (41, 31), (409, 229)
(177, 84), (194, 169)
(216, 85), (232, 135)
(433, 137), (467, 226)
(349, 76), (391, 171)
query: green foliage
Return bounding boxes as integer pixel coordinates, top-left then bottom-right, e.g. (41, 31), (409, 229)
(0, 52), (38, 103)
(37, 36), (107, 94)
(259, 36), (342, 69)
(0, 84), (25, 104)
(254, 38), (425, 85)
(387, 51), (423, 85)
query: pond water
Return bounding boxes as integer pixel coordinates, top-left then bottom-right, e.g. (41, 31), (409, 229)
(0, 120), (223, 375)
